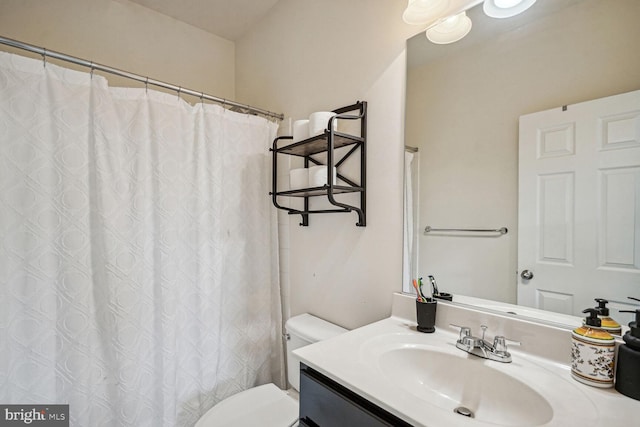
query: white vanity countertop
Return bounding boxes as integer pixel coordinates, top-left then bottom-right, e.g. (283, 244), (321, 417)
(294, 312), (640, 427)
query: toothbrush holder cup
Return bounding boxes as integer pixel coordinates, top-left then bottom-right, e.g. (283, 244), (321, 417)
(416, 298), (437, 333)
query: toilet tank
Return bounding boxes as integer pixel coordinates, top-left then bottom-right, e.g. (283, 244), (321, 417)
(285, 313), (347, 391)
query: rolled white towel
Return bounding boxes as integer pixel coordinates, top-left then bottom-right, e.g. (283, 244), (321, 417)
(309, 165), (337, 187)
(289, 168), (309, 190)
(292, 119), (309, 142)
(308, 112), (337, 137)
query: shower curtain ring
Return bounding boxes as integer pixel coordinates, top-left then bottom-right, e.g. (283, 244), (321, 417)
(177, 86), (182, 100)
(42, 48), (47, 68)
(90, 62), (95, 79)
(200, 92), (204, 104)
(145, 77), (149, 94)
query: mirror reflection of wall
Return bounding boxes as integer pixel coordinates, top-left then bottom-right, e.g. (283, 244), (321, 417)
(404, 0), (640, 315)
(403, 146), (420, 287)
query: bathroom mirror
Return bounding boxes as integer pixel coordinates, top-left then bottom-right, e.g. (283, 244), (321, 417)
(403, 0), (640, 328)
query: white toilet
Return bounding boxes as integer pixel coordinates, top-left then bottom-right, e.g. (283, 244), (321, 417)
(195, 313), (347, 427)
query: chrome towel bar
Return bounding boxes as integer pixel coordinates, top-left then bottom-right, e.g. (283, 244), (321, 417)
(424, 226), (508, 235)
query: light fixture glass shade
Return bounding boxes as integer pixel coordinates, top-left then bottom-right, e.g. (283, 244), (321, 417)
(403, 0), (451, 25)
(483, 0), (537, 18)
(426, 12), (472, 44)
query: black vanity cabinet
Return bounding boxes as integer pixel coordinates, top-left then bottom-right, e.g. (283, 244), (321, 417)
(299, 364), (413, 427)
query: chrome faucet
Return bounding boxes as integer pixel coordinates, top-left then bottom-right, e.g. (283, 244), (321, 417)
(453, 325), (514, 363)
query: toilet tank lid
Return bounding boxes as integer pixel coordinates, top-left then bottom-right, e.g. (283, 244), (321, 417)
(285, 313), (347, 342)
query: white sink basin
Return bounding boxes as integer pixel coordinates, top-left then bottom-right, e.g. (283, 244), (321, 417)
(294, 315), (632, 427)
(377, 345), (553, 426)
(355, 329), (599, 427)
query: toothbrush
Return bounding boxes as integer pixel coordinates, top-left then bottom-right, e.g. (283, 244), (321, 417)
(418, 277), (428, 300)
(412, 279), (423, 302)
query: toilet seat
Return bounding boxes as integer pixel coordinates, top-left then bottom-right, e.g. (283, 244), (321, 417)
(195, 383), (298, 427)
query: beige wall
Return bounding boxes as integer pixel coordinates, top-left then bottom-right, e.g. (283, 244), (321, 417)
(406, 0), (640, 303)
(12, 0), (632, 330)
(0, 0), (235, 99)
(236, 0), (416, 329)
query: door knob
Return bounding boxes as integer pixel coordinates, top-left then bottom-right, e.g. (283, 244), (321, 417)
(520, 270), (534, 280)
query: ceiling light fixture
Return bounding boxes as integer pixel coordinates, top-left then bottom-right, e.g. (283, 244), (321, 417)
(402, 0), (451, 25)
(483, 0), (537, 19)
(426, 12), (473, 44)
(402, 0), (537, 44)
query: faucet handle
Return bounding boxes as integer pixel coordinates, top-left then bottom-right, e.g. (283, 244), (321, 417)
(459, 326), (471, 341)
(493, 336), (508, 353)
(449, 324), (471, 339)
(493, 336), (521, 353)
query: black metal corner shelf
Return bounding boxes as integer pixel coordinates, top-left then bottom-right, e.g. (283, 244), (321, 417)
(275, 185), (364, 198)
(269, 101), (367, 227)
(276, 132), (364, 157)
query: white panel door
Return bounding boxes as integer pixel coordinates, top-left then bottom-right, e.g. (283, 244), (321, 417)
(518, 90), (640, 316)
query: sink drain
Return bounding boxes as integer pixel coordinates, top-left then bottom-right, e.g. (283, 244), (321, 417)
(454, 406), (475, 418)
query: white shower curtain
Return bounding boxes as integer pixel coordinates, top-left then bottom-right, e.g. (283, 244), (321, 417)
(0, 51), (282, 427)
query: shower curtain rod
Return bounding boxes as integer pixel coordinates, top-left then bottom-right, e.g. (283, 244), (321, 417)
(0, 35), (284, 121)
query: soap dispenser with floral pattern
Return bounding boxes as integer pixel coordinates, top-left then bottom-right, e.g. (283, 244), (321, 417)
(593, 298), (622, 335)
(571, 308), (615, 388)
